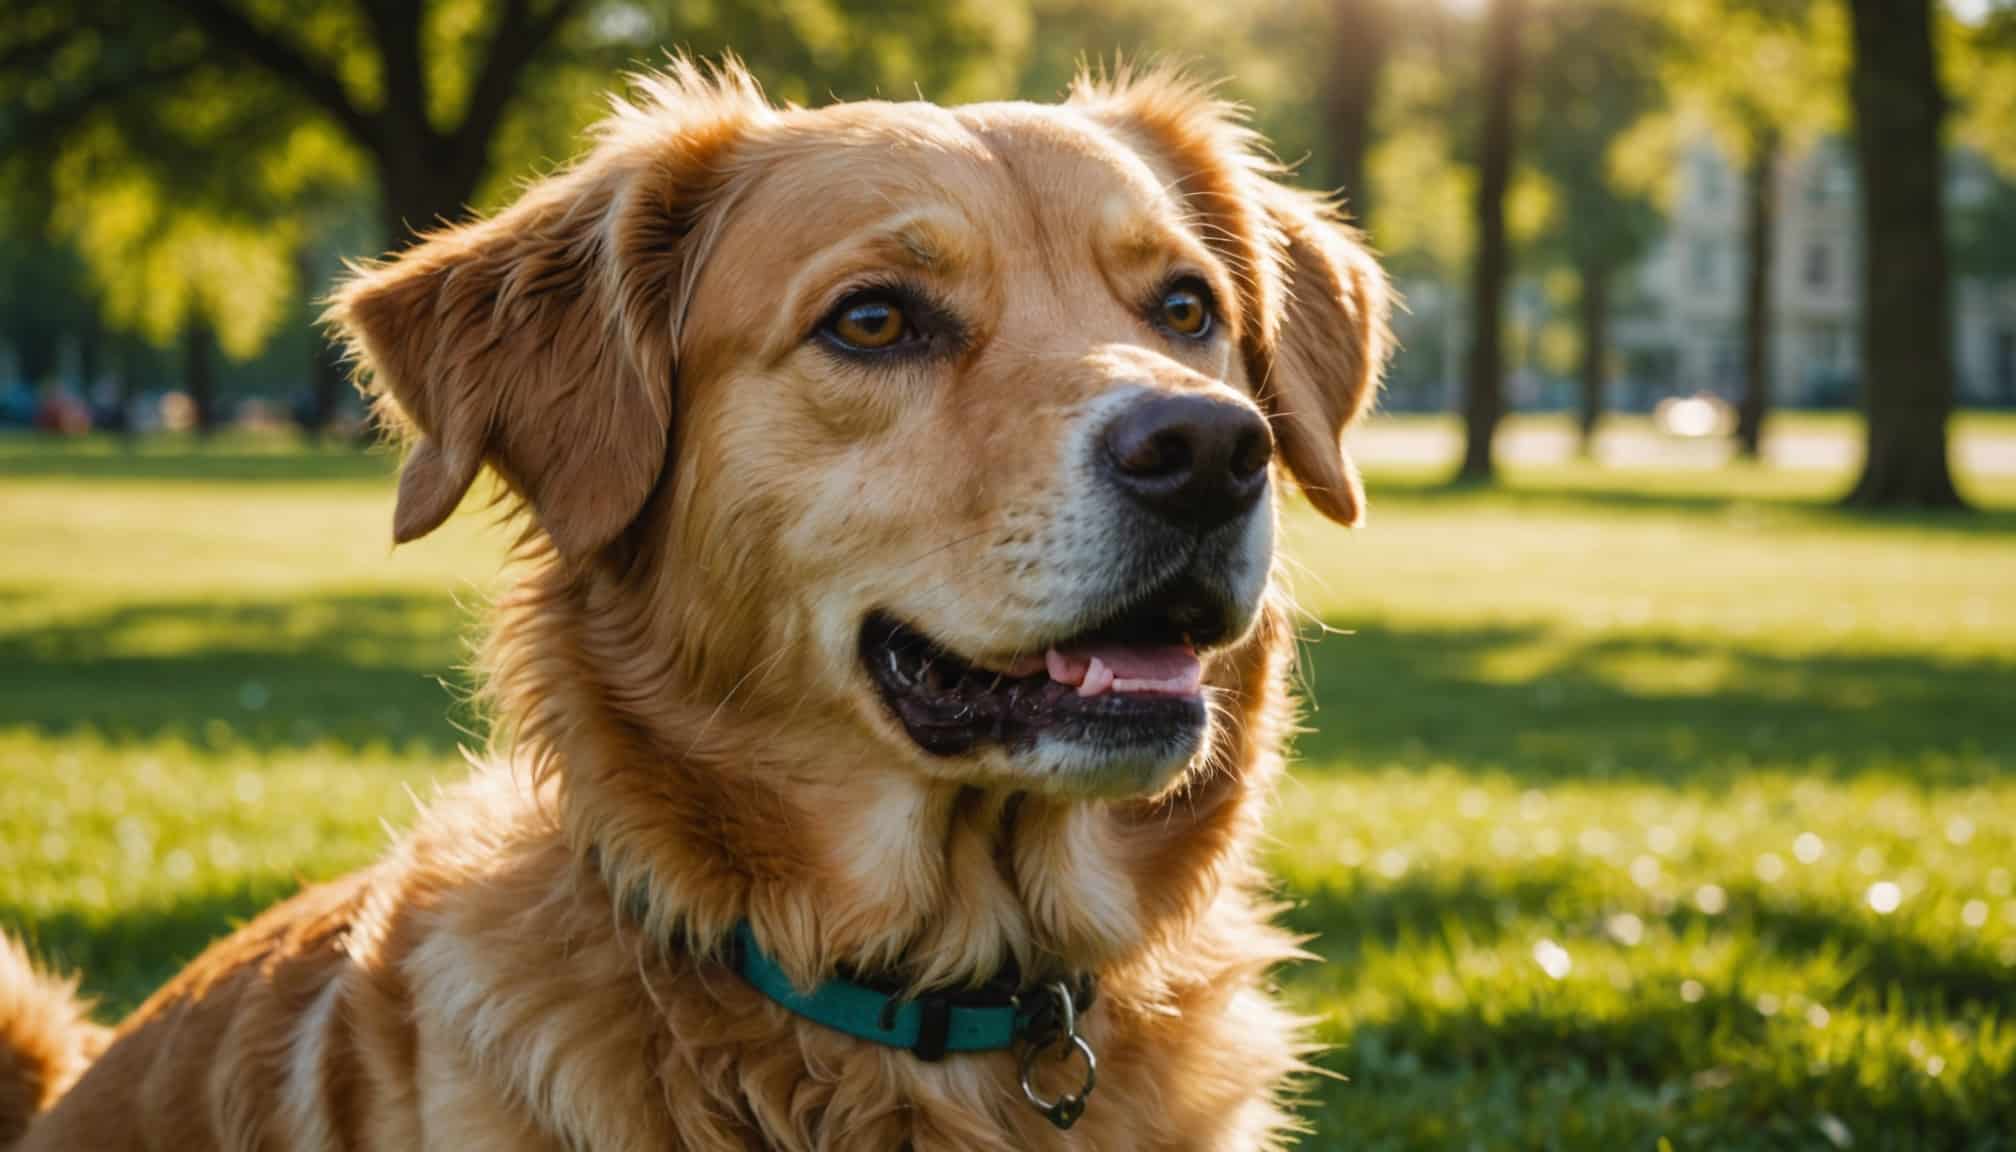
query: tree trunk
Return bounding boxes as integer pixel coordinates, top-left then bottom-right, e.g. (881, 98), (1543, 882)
(1578, 256), (1610, 455)
(293, 245), (347, 440)
(310, 321), (347, 438)
(374, 95), (491, 249)
(77, 305), (103, 396)
(378, 143), (485, 248)
(76, 302), (111, 431)
(1844, 0), (1964, 508)
(1459, 0), (1523, 484)
(117, 333), (145, 444)
(184, 314), (219, 438)
(13, 325), (58, 389)
(1327, 0), (1390, 221)
(1735, 128), (1779, 460)
(359, 0), (578, 251)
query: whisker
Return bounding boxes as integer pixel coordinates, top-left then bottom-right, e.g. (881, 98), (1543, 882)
(885, 525), (997, 573)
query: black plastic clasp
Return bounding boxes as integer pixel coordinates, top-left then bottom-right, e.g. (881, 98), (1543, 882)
(912, 997), (952, 1062)
(722, 926), (749, 977)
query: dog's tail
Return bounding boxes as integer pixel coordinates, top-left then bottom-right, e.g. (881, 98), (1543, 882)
(0, 933), (106, 1146)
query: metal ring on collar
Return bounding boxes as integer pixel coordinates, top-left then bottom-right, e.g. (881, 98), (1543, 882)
(1019, 1032), (1097, 1131)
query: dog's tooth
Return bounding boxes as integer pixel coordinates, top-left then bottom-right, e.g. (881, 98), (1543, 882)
(1077, 656), (1114, 698)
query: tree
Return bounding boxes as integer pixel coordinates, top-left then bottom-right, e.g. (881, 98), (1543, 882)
(0, 233), (93, 392)
(1949, 0), (2016, 406)
(1459, 0), (1526, 483)
(6, 5), (376, 433)
(4, 0), (1028, 435)
(1732, 120), (1780, 457)
(1325, 0), (1396, 218)
(183, 314), (220, 438)
(1666, 0), (1844, 460)
(192, 0), (583, 246)
(1527, 0), (1671, 453)
(3, 3), (576, 247)
(1842, 0), (1964, 508)
(1953, 4), (2016, 172)
(50, 126), (304, 434)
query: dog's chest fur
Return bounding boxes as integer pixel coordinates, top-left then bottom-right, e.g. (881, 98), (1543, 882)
(394, 773), (1299, 1152)
(22, 762), (1298, 1152)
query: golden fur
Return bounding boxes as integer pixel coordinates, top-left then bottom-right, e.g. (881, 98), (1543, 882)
(0, 61), (1389, 1151)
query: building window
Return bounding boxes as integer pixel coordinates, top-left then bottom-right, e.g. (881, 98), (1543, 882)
(1696, 154), (1722, 204)
(1804, 242), (1832, 291)
(1714, 337), (1742, 393)
(1692, 240), (1717, 291)
(1810, 324), (1843, 368)
(1805, 160), (1833, 208)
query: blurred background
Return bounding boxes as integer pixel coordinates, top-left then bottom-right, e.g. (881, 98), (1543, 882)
(2, 1), (2013, 1148)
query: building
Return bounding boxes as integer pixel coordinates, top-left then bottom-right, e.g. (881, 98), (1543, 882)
(1382, 138), (2016, 412)
(1615, 138), (2016, 408)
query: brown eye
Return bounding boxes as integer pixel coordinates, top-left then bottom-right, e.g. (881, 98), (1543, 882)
(828, 295), (911, 350)
(1158, 281), (1213, 337)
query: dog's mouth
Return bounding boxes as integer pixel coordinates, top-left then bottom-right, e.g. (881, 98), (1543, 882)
(861, 585), (1224, 762)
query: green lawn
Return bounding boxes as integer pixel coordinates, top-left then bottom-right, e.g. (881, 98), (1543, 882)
(3, 434), (2014, 1150)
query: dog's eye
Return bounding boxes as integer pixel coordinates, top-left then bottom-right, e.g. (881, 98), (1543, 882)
(826, 294), (913, 351)
(1157, 280), (1215, 338)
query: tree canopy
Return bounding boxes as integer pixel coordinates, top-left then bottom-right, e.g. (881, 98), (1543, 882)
(1, 0), (2012, 492)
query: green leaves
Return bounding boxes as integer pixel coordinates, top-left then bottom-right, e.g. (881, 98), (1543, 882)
(1665, 0), (1849, 164)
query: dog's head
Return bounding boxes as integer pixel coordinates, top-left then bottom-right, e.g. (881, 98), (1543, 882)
(334, 63), (1388, 802)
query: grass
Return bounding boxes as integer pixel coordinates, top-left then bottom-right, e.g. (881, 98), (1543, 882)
(3, 432), (2015, 1149)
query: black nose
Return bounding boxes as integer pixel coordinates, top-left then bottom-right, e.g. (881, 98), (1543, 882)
(1101, 393), (1273, 532)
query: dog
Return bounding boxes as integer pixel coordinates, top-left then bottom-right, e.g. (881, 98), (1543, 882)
(0, 60), (1389, 1151)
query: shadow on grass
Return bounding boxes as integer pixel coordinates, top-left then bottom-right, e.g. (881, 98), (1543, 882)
(5, 591), (2006, 780)
(0, 439), (395, 485)
(1363, 474), (2016, 536)
(2, 878), (301, 1018)
(1295, 1000), (2011, 1152)
(1293, 620), (2016, 784)
(0, 591), (479, 755)
(1280, 870), (1578, 968)
(1281, 874), (2016, 1145)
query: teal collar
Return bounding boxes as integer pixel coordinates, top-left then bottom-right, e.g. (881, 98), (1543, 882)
(727, 921), (1080, 1063)
(727, 922), (1101, 1128)
(609, 873), (1099, 1128)
(603, 862), (1071, 1062)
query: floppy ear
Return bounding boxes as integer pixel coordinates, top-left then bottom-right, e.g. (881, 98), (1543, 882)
(328, 65), (763, 560)
(1073, 68), (1392, 526)
(1246, 185), (1392, 526)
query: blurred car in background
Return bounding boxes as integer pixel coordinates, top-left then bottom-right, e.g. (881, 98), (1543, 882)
(1654, 392), (1736, 439)
(33, 386), (92, 436)
(0, 381), (35, 428)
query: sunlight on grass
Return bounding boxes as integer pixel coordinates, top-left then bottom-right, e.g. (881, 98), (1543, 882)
(0, 730), (452, 1010)
(1275, 764), (2016, 1147)
(2, 438), (2012, 1149)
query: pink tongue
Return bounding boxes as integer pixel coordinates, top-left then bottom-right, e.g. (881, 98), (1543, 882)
(1045, 644), (1203, 698)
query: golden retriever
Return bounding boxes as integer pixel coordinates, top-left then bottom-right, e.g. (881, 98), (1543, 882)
(0, 60), (1388, 1151)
